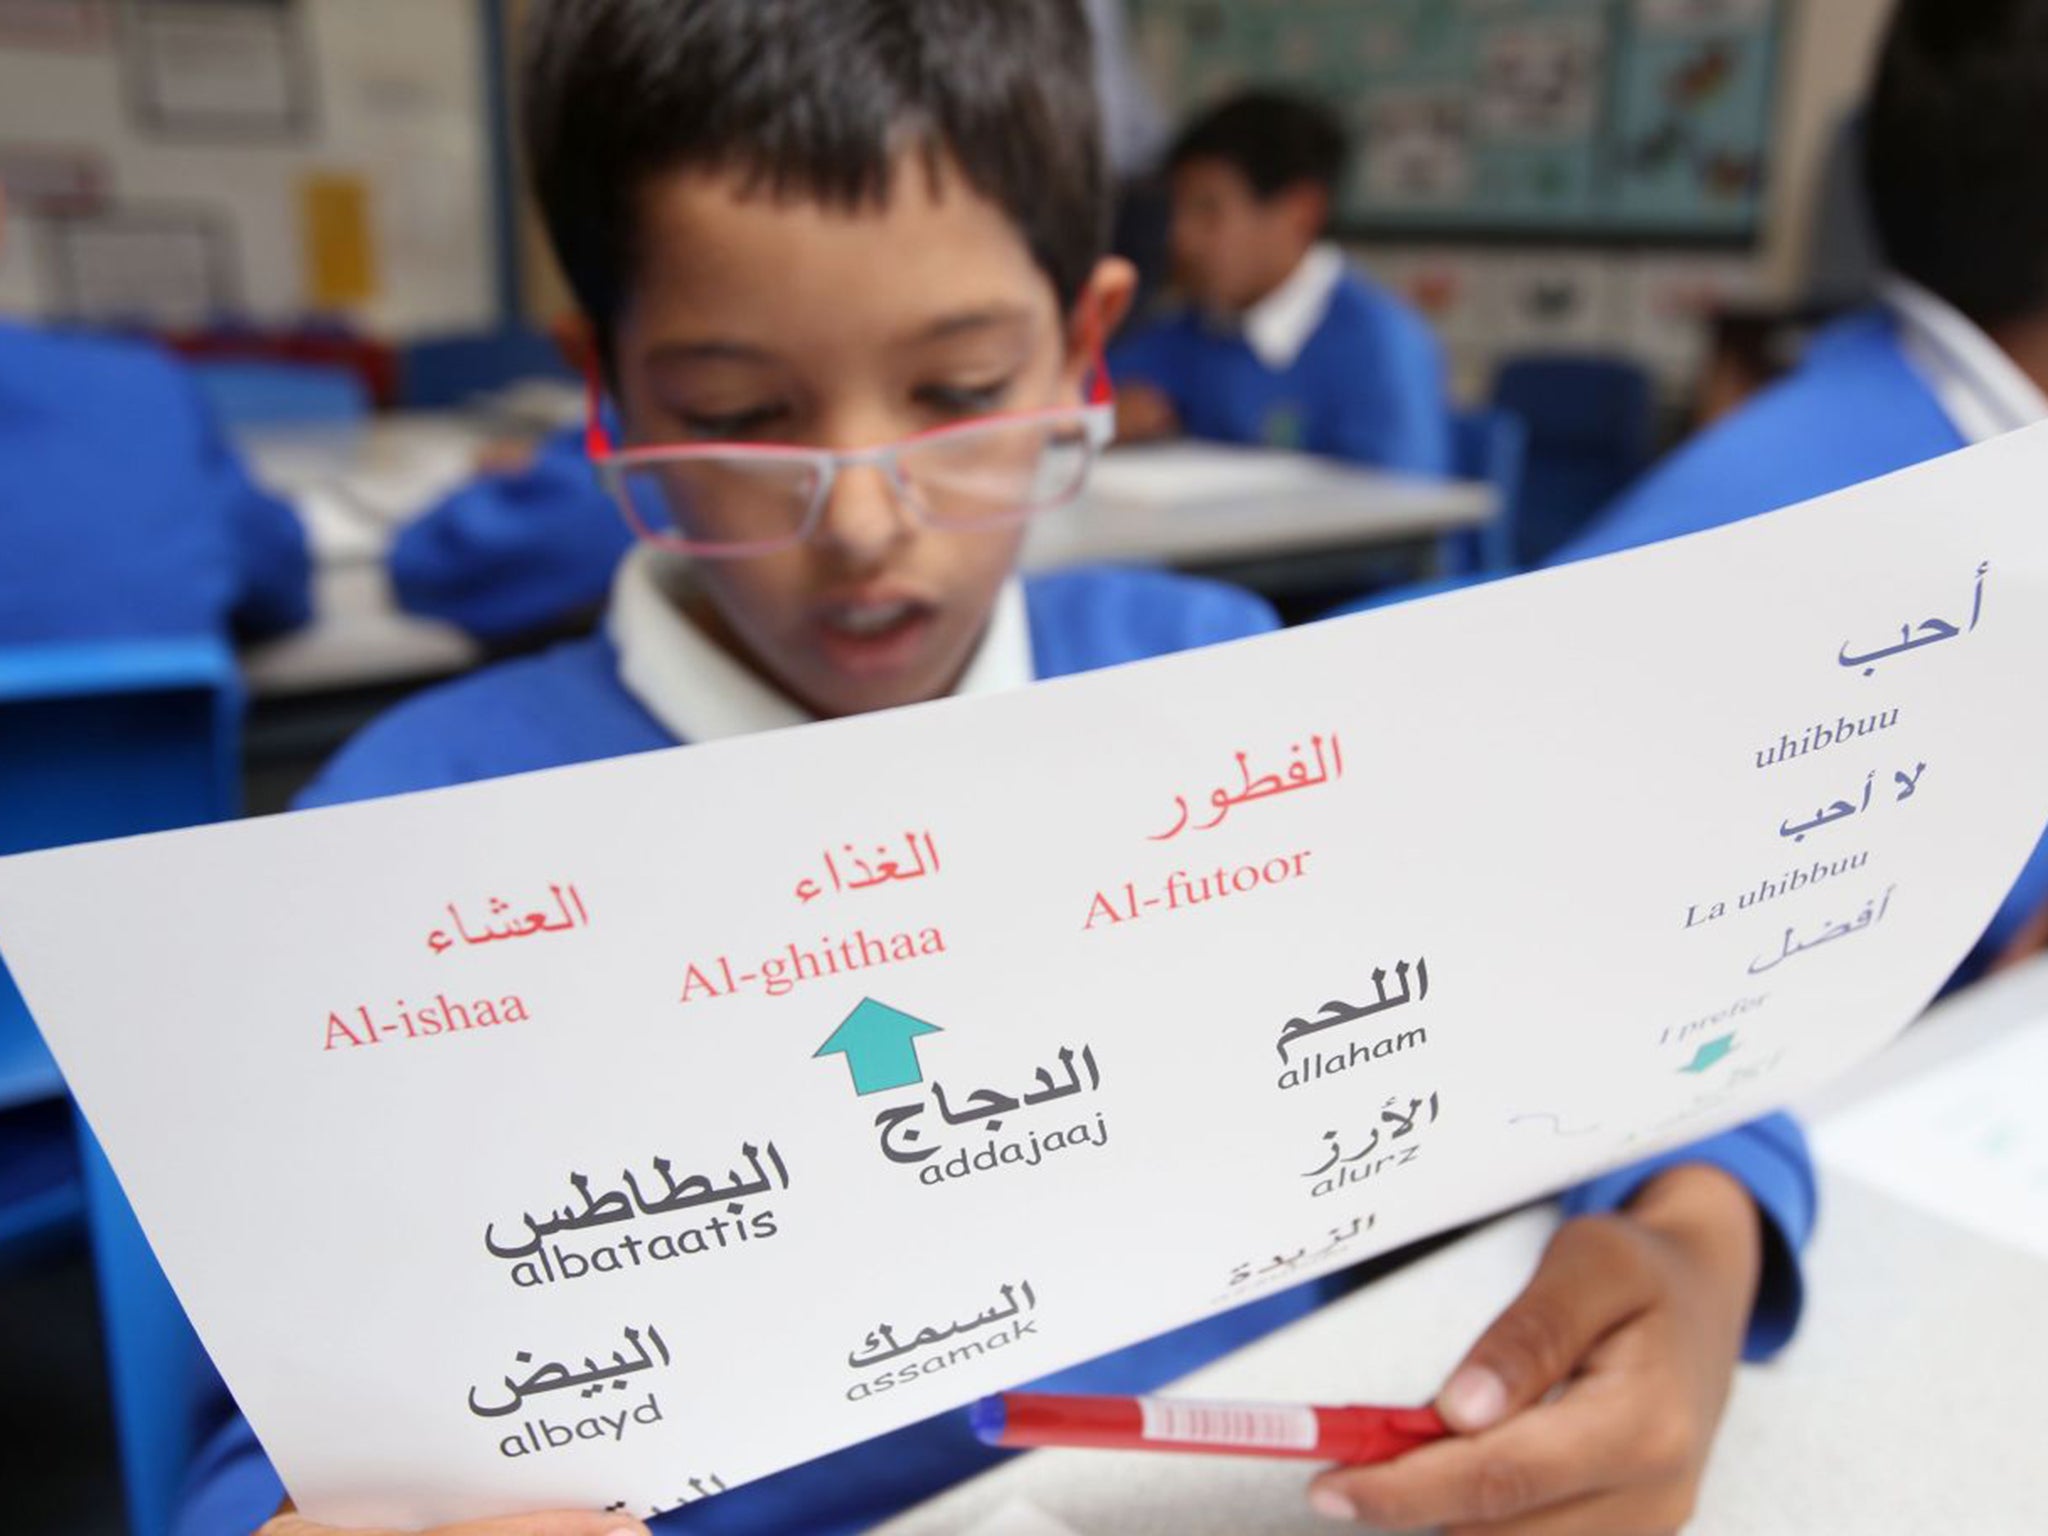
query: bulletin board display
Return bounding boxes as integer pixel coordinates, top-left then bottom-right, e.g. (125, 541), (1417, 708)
(1128, 0), (1784, 241)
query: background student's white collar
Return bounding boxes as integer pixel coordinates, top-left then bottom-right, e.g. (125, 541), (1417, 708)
(1883, 276), (2048, 445)
(608, 546), (1035, 744)
(1241, 242), (1345, 371)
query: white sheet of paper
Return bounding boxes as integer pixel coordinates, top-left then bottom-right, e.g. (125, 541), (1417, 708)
(1815, 1011), (2048, 1260)
(4, 426), (2048, 1526)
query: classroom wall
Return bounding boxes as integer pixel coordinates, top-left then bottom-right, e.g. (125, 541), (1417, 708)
(0, 0), (496, 336)
(499, 0), (576, 327)
(1757, 0), (1892, 297)
(1343, 0), (1900, 402)
(490, 0), (1900, 401)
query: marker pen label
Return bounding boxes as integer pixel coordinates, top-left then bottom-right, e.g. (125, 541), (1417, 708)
(1137, 1398), (1319, 1451)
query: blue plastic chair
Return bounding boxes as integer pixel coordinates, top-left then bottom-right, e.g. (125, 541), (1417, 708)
(0, 639), (239, 1536)
(399, 326), (575, 410)
(1, 638), (242, 1124)
(81, 1117), (224, 1536)
(1438, 406), (1527, 578)
(190, 359), (371, 430)
(1492, 355), (1656, 567)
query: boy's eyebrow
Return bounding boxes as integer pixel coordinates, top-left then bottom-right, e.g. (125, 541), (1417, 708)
(645, 340), (780, 367)
(912, 306), (1038, 343)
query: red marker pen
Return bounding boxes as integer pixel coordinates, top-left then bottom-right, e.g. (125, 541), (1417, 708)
(970, 1391), (1448, 1465)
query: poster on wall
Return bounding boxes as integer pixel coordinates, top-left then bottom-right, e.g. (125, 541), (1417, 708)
(45, 205), (238, 326)
(122, 0), (314, 139)
(0, 143), (110, 215)
(1128, 0), (1781, 239)
(1605, 0), (1780, 230)
(1357, 89), (1473, 207)
(0, 0), (112, 50)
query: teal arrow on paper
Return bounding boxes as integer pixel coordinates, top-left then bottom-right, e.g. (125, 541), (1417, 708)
(814, 999), (942, 1095)
(1680, 1034), (1737, 1074)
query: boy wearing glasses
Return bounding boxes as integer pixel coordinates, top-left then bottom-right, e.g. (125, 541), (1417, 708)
(193, 3), (1812, 1534)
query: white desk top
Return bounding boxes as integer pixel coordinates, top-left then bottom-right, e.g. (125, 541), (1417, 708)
(1026, 443), (1496, 571)
(237, 431), (1498, 698)
(878, 959), (2048, 1536)
(235, 417), (487, 698)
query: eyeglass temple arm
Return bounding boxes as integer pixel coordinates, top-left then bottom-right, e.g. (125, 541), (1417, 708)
(584, 357), (615, 459)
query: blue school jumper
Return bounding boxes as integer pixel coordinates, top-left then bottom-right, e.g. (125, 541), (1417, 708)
(1109, 269), (1452, 475)
(390, 424), (631, 639)
(0, 320), (309, 643)
(1552, 311), (2048, 963)
(174, 567), (1812, 1536)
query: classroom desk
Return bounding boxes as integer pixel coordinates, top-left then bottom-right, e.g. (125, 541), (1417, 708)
(878, 958), (2048, 1536)
(238, 431), (1498, 700)
(1027, 443), (1498, 571)
(234, 418), (487, 699)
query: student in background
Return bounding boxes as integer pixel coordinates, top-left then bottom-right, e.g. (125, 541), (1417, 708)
(185, 4), (1807, 1534)
(0, 186), (310, 646)
(1554, 0), (2048, 975)
(388, 421), (629, 639)
(1111, 91), (1451, 474)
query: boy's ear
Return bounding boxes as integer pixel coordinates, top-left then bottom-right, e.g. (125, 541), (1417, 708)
(551, 312), (599, 379)
(1277, 183), (1332, 247)
(1067, 256), (1140, 366)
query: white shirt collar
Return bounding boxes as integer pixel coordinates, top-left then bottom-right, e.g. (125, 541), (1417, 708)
(606, 545), (1035, 745)
(1882, 276), (2048, 445)
(1240, 243), (1346, 371)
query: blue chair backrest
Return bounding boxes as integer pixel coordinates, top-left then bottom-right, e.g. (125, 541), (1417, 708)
(80, 1119), (226, 1536)
(399, 327), (575, 410)
(1492, 354), (1656, 567)
(0, 640), (241, 1106)
(190, 359), (371, 430)
(0, 638), (239, 1536)
(1440, 406), (1528, 578)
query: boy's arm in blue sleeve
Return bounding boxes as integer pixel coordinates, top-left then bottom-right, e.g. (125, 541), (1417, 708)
(1325, 310), (1453, 476)
(390, 427), (631, 639)
(1988, 824), (2048, 957)
(185, 381), (312, 640)
(1560, 1112), (1816, 1361)
(1108, 320), (1192, 414)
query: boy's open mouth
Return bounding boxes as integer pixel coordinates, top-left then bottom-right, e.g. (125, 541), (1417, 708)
(815, 593), (940, 676)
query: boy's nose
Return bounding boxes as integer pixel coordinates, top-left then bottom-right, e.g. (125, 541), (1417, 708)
(816, 461), (915, 563)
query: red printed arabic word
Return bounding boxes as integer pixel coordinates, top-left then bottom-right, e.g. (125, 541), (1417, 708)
(428, 883), (590, 956)
(796, 831), (941, 906)
(1151, 733), (1343, 841)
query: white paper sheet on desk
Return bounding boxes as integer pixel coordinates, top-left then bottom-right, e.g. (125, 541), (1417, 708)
(1815, 1012), (2048, 1260)
(3, 426), (2048, 1526)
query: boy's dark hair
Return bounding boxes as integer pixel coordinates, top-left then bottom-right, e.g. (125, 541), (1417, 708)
(1167, 91), (1348, 208)
(522, 0), (1107, 361)
(1866, 0), (2048, 327)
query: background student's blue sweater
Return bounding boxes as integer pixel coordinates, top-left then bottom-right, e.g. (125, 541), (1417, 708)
(1110, 269), (1453, 475)
(390, 424), (629, 639)
(174, 567), (1813, 1536)
(1552, 310), (2048, 966)
(0, 320), (310, 643)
